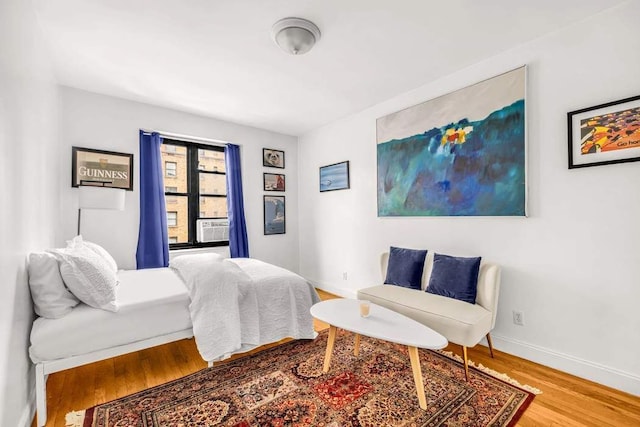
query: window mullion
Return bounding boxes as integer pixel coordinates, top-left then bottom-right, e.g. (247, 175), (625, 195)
(188, 147), (199, 244)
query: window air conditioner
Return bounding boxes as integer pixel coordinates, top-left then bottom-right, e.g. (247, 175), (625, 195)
(196, 219), (229, 243)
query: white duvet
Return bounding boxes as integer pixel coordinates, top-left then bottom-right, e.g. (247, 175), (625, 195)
(170, 254), (320, 362)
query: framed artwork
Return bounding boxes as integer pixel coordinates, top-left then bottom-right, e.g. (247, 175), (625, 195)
(264, 195), (285, 235)
(319, 161), (350, 192)
(263, 173), (285, 191)
(568, 94), (640, 169)
(72, 146), (134, 190)
(376, 66), (526, 217)
(263, 148), (285, 168)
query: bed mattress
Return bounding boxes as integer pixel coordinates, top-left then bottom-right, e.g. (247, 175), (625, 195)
(29, 268), (192, 363)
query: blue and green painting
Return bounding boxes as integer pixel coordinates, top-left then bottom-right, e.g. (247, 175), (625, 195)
(376, 67), (526, 217)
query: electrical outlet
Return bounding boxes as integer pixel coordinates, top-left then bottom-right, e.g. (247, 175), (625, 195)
(512, 310), (525, 326)
(342, 272), (348, 280)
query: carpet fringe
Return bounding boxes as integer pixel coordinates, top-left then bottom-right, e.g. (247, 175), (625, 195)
(436, 350), (542, 395)
(65, 409), (85, 427)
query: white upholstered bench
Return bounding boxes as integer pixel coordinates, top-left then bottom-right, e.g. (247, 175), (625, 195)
(357, 251), (501, 380)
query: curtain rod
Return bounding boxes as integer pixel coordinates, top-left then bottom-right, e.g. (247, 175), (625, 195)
(140, 129), (228, 147)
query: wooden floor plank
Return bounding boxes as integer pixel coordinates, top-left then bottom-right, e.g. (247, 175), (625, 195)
(33, 289), (640, 426)
(142, 342), (172, 387)
(122, 351), (147, 396)
(93, 358), (115, 406)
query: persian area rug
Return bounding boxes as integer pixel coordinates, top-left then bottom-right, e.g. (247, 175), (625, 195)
(67, 330), (539, 426)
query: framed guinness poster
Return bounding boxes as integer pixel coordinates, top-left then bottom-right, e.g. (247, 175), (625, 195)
(72, 146), (134, 190)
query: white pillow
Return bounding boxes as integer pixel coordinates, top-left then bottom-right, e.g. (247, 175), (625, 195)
(28, 252), (80, 318)
(48, 245), (119, 312)
(67, 235), (118, 273)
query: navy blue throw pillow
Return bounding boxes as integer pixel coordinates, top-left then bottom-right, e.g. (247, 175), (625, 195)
(384, 246), (427, 290)
(426, 253), (481, 304)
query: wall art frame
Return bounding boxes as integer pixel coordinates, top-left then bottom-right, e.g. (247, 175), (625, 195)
(264, 195), (286, 235)
(376, 66), (527, 217)
(567, 94), (640, 169)
(263, 148), (285, 169)
(319, 161), (350, 192)
(72, 146), (134, 190)
(263, 173), (285, 192)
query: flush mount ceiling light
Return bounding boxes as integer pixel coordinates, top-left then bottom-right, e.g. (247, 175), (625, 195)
(271, 17), (321, 55)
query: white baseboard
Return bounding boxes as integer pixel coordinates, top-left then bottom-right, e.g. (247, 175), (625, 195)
(491, 333), (640, 396)
(310, 279), (357, 299)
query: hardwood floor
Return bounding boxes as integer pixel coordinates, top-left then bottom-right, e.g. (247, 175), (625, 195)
(34, 290), (640, 426)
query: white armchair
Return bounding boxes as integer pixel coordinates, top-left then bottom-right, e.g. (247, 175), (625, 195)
(357, 252), (501, 380)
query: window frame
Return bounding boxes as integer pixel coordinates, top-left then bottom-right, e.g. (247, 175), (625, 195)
(162, 138), (228, 249)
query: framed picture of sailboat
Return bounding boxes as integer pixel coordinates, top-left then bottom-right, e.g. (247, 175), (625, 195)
(319, 161), (350, 192)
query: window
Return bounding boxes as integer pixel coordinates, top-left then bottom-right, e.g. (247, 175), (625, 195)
(161, 138), (227, 248)
(165, 161), (177, 177)
(167, 211), (177, 227)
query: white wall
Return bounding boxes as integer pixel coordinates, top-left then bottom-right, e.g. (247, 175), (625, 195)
(298, 2), (640, 395)
(59, 87), (299, 272)
(0, 1), (61, 425)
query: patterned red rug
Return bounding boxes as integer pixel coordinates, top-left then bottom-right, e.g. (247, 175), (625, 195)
(67, 330), (539, 426)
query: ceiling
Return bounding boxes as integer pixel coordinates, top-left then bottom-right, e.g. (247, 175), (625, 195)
(34, 0), (625, 136)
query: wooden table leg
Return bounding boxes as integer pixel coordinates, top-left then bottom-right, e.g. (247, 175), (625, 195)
(407, 346), (427, 410)
(354, 333), (361, 356)
(323, 325), (337, 373)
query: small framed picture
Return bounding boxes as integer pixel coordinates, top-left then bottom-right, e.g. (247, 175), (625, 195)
(72, 146), (134, 190)
(263, 173), (285, 192)
(264, 195), (285, 235)
(568, 94), (640, 169)
(319, 161), (350, 192)
(263, 148), (285, 168)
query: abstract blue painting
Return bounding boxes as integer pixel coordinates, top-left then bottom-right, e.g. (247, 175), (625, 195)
(320, 161), (350, 192)
(376, 67), (526, 216)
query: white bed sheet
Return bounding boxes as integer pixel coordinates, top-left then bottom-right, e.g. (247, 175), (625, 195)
(29, 268), (192, 363)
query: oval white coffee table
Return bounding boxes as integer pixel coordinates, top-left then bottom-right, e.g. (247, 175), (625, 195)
(310, 299), (448, 410)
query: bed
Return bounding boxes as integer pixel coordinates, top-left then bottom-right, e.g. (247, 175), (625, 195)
(29, 255), (320, 427)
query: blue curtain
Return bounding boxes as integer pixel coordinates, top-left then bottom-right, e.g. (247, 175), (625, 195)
(136, 131), (169, 269)
(225, 144), (249, 258)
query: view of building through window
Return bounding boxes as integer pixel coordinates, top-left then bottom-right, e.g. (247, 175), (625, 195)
(165, 161), (177, 177)
(160, 141), (227, 246)
(167, 211), (177, 227)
